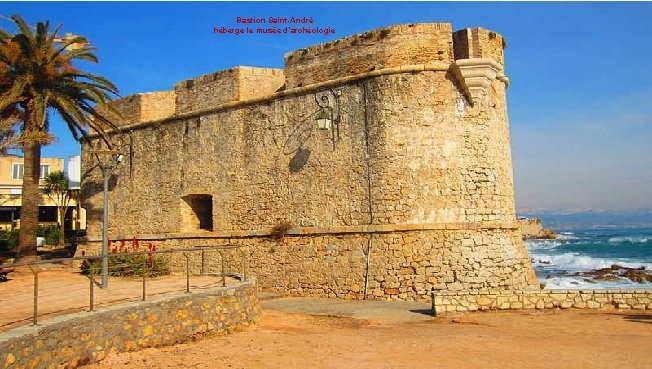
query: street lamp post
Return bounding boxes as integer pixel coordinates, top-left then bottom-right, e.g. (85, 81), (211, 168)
(89, 149), (123, 289)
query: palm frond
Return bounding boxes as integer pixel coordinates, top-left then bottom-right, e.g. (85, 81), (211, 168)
(53, 36), (92, 59)
(60, 71), (119, 94)
(59, 48), (98, 63)
(10, 15), (34, 40)
(11, 33), (33, 60)
(45, 23), (63, 46)
(0, 122), (54, 154)
(0, 29), (10, 41)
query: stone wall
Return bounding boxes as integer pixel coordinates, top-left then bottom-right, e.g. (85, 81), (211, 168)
(433, 289), (652, 314)
(453, 27), (506, 65)
(98, 91), (175, 127)
(80, 22), (539, 300)
(174, 66), (284, 114)
(284, 23), (454, 88)
(0, 278), (259, 369)
(81, 225), (536, 301)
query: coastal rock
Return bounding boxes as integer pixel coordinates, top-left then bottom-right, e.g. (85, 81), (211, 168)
(592, 274), (620, 282)
(581, 264), (652, 284)
(622, 269), (652, 283)
(518, 218), (556, 239)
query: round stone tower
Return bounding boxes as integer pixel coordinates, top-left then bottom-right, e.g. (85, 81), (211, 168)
(81, 23), (539, 300)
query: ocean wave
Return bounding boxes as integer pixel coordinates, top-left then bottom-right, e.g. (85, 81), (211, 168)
(541, 275), (652, 290)
(530, 252), (652, 272)
(525, 239), (563, 251)
(556, 233), (580, 240)
(541, 276), (597, 289)
(608, 236), (650, 244)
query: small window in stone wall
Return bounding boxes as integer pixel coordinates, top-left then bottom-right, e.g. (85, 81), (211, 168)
(181, 194), (213, 232)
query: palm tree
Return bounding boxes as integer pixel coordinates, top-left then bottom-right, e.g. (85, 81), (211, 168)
(0, 15), (119, 259)
(41, 171), (73, 246)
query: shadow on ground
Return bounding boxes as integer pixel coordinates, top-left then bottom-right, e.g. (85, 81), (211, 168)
(621, 314), (652, 324)
(260, 296), (435, 323)
(409, 308), (434, 316)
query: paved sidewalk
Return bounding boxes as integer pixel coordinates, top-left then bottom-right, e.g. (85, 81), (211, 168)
(0, 266), (236, 332)
(260, 295), (434, 323)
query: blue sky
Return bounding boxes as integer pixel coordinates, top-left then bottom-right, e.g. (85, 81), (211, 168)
(2, 2), (651, 212)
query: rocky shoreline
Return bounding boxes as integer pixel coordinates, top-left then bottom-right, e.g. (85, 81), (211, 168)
(578, 264), (652, 284)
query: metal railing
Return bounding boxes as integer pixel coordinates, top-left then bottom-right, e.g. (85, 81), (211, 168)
(0, 245), (249, 332)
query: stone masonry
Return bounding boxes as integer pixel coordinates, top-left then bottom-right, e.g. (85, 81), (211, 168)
(0, 278), (259, 369)
(433, 289), (652, 314)
(80, 23), (540, 300)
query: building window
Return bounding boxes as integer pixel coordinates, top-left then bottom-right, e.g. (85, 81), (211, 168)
(12, 164), (23, 180)
(180, 194), (213, 232)
(10, 164), (50, 179)
(40, 165), (50, 179)
(39, 207), (57, 222)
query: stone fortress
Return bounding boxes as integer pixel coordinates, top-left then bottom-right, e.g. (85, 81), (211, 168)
(80, 23), (541, 301)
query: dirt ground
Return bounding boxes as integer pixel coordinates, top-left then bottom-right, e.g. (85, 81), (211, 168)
(3, 267), (651, 368)
(83, 306), (652, 369)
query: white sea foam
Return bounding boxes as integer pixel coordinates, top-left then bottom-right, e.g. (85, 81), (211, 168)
(556, 234), (579, 241)
(525, 239), (563, 251)
(608, 236), (650, 244)
(530, 252), (652, 272)
(542, 275), (652, 290)
(541, 276), (596, 289)
(528, 228), (652, 289)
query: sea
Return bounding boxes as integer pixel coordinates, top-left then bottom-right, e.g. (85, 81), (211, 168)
(526, 227), (652, 289)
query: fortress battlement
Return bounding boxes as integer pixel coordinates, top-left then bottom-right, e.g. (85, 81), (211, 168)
(283, 23), (457, 88)
(174, 66), (284, 114)
(104, 23), (509, 127)
(100, 90), (175, 126)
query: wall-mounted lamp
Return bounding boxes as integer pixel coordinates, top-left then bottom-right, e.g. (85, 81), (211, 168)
(314, 88), (341, 149)
(315, 108), (332, 130)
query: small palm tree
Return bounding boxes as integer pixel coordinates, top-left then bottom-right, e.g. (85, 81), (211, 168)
(41, 171), (72, 246)
(0, 15), (119, 258)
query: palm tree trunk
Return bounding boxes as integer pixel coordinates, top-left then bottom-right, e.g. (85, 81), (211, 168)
(17, 140), (41, 259)
(59, 208), (66, 246)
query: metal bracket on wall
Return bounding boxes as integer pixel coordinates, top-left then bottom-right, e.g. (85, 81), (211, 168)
(111, 132), (134, 177)
(315, 88), (341, 150)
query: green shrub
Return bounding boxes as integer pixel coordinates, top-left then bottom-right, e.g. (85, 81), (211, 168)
(37, 225), (60, 245)
(0, 229), (19, 251)
(80, 253), (170, 277)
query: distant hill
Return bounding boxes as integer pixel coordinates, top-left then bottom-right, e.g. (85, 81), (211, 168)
(517, 209), (652, 230)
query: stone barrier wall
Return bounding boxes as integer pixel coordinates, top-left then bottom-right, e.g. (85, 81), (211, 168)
(0, 278), (259, 369)
(82, 225), (537, 301)
(433, 289), (652, 314)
